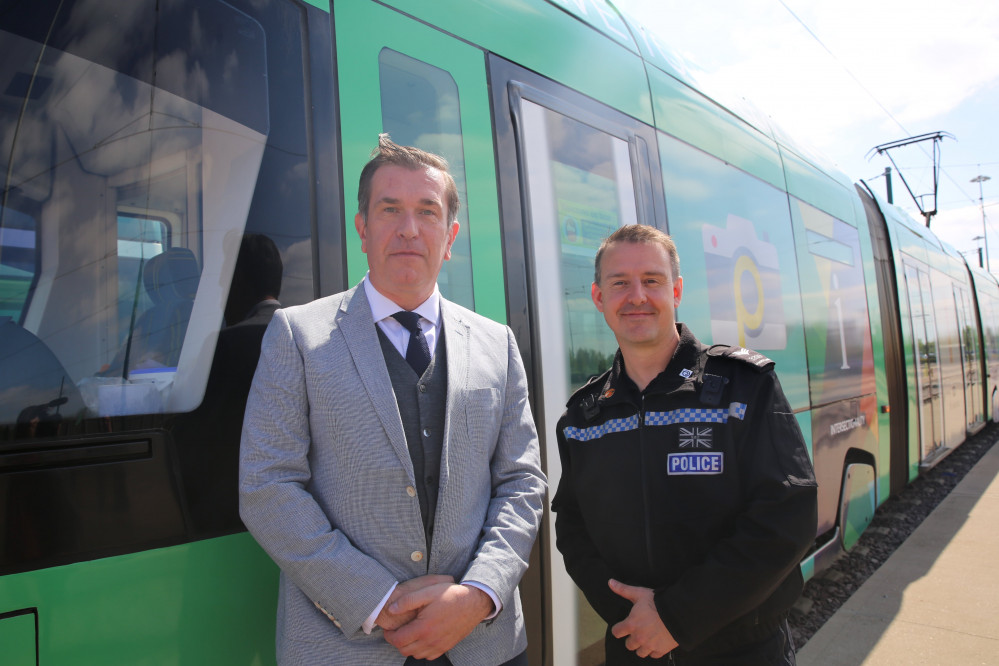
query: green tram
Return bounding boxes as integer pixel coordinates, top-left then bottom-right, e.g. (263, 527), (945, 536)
(2, 0), (998, 663)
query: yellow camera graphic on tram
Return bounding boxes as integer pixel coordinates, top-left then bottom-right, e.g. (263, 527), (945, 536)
(702, 214), (787, 350)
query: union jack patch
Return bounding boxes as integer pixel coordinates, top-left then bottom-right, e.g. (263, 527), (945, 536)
(679, 426), (713, 448)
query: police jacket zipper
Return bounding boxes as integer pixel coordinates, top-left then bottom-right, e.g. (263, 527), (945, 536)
(639, 394), (655, 572)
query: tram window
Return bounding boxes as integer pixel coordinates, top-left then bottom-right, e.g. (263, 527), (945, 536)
(378, 48), (474, 309)
(520, 99), (636, 392)
(0, 0), (306, 431)
(983, 292), (999, 366)
(791, 199), (875, 404)
(115, 215), (170, 348)
(658, 133), (809, 406)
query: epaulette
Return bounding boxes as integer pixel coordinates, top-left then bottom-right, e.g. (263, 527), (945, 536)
(706, 343), (775, 372)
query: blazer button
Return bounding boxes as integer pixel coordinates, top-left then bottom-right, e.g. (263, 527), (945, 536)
(411, 551), (424, 562)
(406, 486), (417, 497)
(422, 427), (431, 437)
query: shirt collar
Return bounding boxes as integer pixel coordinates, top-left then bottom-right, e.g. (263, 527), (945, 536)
(362, 273), (441, 326)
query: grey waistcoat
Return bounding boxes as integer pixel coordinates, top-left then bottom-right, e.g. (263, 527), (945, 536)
(377, 326), (447, 553)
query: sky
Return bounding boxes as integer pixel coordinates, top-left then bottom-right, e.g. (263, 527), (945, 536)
(615, 0), (999, 273)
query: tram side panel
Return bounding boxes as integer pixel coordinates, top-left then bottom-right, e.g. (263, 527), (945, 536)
(646, 45), (898, 571)
(878, 197), (990, 476)
(656, 135), (824, 542)
(783, 154), (883, 562)
(655, 126), (877, 570)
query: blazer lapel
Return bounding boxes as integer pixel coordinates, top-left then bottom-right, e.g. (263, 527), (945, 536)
(337, 285), (413, 477)
(439, 300), (470, 495)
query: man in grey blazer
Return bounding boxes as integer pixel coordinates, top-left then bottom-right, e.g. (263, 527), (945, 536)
(239, 135), (546, 665)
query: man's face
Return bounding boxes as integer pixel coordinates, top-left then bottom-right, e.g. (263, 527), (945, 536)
(591, 241), (683, 351)
(355, 164), (459, 310)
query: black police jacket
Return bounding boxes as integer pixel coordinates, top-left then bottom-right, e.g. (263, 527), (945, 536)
(552, 323), (817, 659)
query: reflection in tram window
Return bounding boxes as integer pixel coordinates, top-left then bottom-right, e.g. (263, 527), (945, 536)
(0, 0), (274, 426)
(0, 206), (37, 322)
(521, 100), (635, 393)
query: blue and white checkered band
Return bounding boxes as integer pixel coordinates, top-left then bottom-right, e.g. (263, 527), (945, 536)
(645, 402), (747, 426)
(563, 415), (639, 442)
(563, 403), (747, 441)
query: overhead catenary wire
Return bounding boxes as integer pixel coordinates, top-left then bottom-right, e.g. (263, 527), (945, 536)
(777, 0), (981, 208)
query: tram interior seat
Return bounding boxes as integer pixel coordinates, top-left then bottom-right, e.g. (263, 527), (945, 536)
(127, 246), (201, 373)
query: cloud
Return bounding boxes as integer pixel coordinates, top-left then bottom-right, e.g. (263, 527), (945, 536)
(618, 0), (999, 275)
(803, 0), (999, 125)
(933, 202), (997, 265)
(619, 0), (999, 150)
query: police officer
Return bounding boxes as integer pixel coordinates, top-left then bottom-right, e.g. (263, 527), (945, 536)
(552, 225), (817, 665)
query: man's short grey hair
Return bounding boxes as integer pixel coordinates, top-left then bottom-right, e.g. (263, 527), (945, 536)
(594, 224), (680, 284)
(356, 133), (460, 225)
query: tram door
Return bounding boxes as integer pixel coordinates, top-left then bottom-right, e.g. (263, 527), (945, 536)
(518, 96), (635, 664)
(904, 263), (944, 461)
(495, 59), (664, 663)
(955, 285), (984, 431)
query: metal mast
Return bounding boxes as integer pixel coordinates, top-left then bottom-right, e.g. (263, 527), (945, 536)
(869, 131), (954, 227)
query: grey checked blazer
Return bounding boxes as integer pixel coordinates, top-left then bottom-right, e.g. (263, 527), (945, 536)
(239, 283), (547, 665)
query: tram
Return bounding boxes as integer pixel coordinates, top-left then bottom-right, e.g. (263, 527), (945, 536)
(2, 0), (997, 663)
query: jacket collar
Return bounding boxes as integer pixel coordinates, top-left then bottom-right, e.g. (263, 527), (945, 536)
(595, 323), (705, 409)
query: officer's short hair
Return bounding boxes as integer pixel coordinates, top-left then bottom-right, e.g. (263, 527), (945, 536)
(357, 133), (460, 225)
(594, 224), (680, 284)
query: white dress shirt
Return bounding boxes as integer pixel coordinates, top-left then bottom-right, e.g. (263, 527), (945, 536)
(364, 275), (442, 361)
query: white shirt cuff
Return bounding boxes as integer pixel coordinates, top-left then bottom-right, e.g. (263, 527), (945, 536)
(362, 582), (398, 634)
(463, 581), (501, 620)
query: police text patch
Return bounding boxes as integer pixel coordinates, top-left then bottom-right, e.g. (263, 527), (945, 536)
(668, 452), (724, 475)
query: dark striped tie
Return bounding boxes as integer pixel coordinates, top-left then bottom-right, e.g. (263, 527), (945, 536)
(392, 311), (432, 376)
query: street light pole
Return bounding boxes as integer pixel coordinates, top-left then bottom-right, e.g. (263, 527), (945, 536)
(973, 236), (985, 268)
(971, 174), (991, 271)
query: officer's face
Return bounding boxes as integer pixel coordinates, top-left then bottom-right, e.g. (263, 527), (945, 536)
(591, 241), (683, 352)
(355, 164), (459, 310)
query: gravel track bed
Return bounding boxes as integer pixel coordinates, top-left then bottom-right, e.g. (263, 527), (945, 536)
(789, 422), (999, 650)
